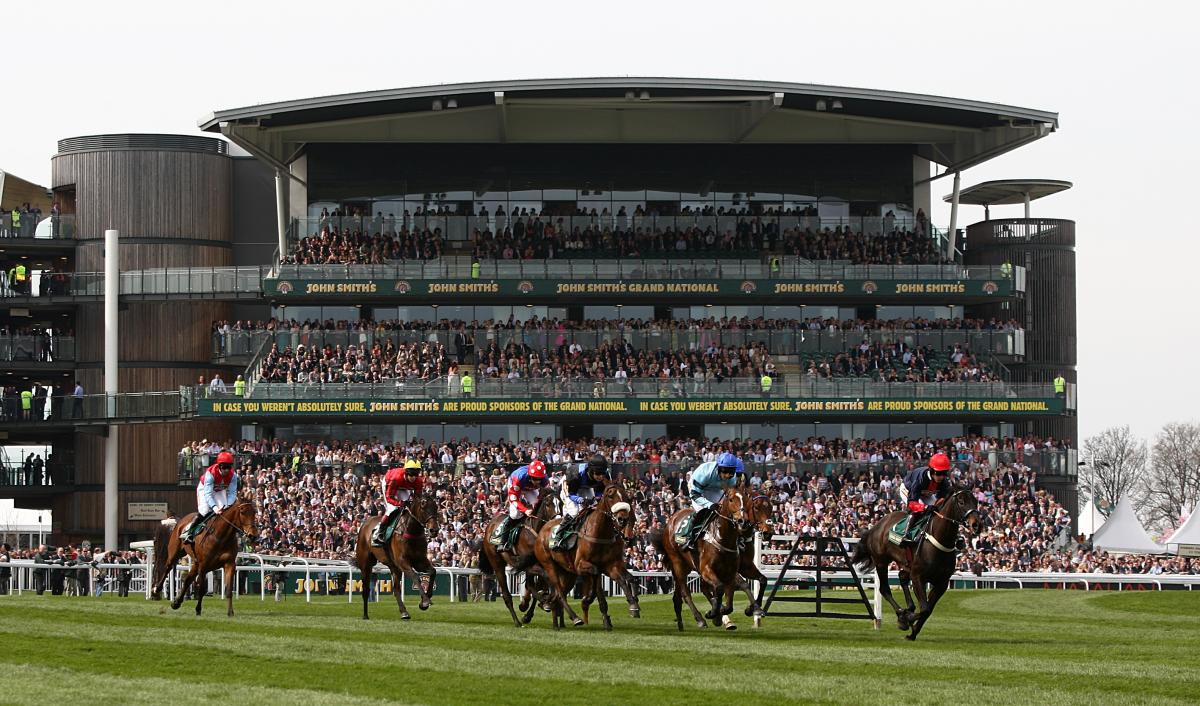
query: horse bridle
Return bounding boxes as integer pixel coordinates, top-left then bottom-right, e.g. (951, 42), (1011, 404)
(705, 491), (749, 554)
(578, 487), (632, 544)
(401, 497), (438, 535)
(212, 503), (253, 539)
(932, 490), (980, 539)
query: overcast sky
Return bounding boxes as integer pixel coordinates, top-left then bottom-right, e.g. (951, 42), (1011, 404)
(5, 1), (1198, 445)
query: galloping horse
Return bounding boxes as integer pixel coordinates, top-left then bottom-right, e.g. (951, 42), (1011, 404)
(852, 488), (981, 640)
(477, 490), (560, 628)
(150, 497), (257, 617)
(534, 483), (641, 630)
(355, 492), (441, 620)
(728, 490), (775, 617)
(653, 486), (760, 630)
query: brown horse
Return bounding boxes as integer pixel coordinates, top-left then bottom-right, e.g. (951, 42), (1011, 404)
(355, 492), (441, 620)
(477, 490), (560, 628)
(534, 483), (641, 630)
(726, 490), (775, 618)
(150, 498), (257, 617)
(851, 488), (981, 640)
(653, 487), (758, 631)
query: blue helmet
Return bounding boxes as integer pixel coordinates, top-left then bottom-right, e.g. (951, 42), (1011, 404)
(717, 452), (743, 474)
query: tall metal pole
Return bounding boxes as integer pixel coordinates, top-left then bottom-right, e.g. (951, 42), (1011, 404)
(275, 169), (289, 260)
(1024, 191), (1031, 220)
(104, 229), (119, 551)
(946, 171), (961, 259)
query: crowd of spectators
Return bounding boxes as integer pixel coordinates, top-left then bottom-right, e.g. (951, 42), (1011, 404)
(283, 205), (947, 264)
(175, 433), (1197, 576)
(0, 544), (141, 596)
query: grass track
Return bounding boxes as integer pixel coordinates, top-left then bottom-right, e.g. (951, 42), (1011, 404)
(0, 590), (1197, 705)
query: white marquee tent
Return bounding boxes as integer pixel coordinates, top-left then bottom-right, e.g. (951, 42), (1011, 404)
(1164, 503), (1200, 556)
(1091, 497), (1165, 555)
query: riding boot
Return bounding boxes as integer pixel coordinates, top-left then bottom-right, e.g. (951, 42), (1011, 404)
(371, 515), (390, 547)
(183, 513), (207, 545)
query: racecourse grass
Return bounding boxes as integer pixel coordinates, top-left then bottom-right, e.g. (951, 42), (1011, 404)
(0, 589), (1197, 705)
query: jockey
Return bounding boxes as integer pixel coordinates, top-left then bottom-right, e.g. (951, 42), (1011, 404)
(371, 459), (425, 547)
(184, 451), (238, 544)
(900, 452), (954, 545)
(492, 459), (547, 550)
(679, 451), (742, 550)
(557, 454), (610, 537)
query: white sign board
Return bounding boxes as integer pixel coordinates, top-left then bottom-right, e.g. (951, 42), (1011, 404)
(1175, 544), (1200, 558)
(128, 502), (168, 521)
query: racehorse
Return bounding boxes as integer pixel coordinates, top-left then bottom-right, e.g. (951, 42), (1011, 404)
(355, 492), (441, 620)
(533, 483), (641, 630)
(653, 486), (760, 631)
(150, 497), (257, 617)
(477, 490), (560, 628)
(851, 487), (981, 640)
(726, 490), (775, 618)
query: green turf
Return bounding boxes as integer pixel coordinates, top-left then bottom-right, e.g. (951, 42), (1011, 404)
(0, 589), (1197, 705)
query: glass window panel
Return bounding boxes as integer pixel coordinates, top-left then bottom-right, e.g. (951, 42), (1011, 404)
(411, 425), (444, 445)
(763, 306), (804, 320)
(926, 424), (965, 440)
(481, 425), (519, 444)
(703, 424), (737, 441)
(777, 424), (816, 440)
(395, 306), (436, 325)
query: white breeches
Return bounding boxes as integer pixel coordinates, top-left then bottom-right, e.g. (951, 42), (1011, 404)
(384, 489), (413, 517)
(561, 485), (597, 517)
(196, 487), (234, 516)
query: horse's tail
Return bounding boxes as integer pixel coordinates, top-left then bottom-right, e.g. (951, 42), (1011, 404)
(648, 527), (665, 553)
(473, 539), (494, 577)
(850, 532), (874, 571)
(151, 517), (177, 598)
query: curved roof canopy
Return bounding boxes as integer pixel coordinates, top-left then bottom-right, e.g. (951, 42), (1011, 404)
(945, 179), (1072, 206)
(200, 77), (1057, 175)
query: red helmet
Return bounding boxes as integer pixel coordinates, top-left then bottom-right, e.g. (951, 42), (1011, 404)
(929, 453), (951, 472)
(216, 451), (235, 466)
(527, 460), (546, 478)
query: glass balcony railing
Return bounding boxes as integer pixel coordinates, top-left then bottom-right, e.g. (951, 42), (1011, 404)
(0, 460), (74, 487)
(229, 378), (1057, 401)
(217, 326), (1025, 363)
(0, 391), (185, 424)
(0, 214), (76, 240)
(0, 336), (75, 363)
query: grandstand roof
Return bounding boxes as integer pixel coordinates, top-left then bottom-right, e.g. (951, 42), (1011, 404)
(946, 179), (1073, 206)
(200, 77), (1058, 175)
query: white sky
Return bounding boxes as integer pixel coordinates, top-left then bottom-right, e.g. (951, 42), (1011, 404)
(5, 0), (1199, 445)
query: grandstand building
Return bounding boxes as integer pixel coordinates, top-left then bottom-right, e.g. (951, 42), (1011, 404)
(0, 78), (1077, 547)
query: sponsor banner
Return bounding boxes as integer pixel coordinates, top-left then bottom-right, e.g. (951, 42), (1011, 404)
(266, 278), (1009, 299)
(197, 397), (1061, 418)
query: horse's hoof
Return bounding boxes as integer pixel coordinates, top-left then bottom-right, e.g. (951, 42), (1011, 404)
(572, 617), (585, 627)
(676, 621), (684, 632)
(401, 613), (411, 620)
(629, 607), (641, 619)
(745, 606), (755, 617)
(905, 634), (917, 641)
(704, 609), (719, 620)
(724, 622), (738, 631)
(604, 620), (613, 632)
(419, 603), (430, 611)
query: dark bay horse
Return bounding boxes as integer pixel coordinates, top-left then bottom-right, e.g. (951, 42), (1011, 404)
(534, 483), (641, 630)
(355, 493), (441, 620)
(653, 487), (759, 631)
(477, 490), (560, 628)
(150, 498), (257, 617)
(852, 488), (980, 640)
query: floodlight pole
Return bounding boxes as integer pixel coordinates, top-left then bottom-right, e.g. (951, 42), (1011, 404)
(275, 169), (290, 260)
(104, 229), (119, 552)
(1024, 191), (1031, 220)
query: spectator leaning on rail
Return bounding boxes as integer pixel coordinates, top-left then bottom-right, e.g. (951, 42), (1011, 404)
(183, 451), (239, 544)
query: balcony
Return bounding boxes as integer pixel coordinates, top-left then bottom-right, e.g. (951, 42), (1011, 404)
(0, 335), (75, 370)
(0, 391), (185, 426)
(0, 460), (74, 496)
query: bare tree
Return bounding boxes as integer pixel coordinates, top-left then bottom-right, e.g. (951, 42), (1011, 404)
(1080, 425), (1147, 514)
(1140, 422), (1200, 532)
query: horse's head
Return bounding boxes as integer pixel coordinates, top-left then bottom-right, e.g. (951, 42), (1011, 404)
(943, 487), (981, 537)
(746, 491), (775, 539)
(409, 493), (441, 535)
(534, 488), (561, 521)
(719, 487), (754, 533)
(598, 482), (635, 539)
(229, 497), (258, 542)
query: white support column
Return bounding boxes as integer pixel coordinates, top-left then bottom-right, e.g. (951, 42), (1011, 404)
(946, 171), (961, 259)
(275, 169), (289, 260)
(104, 229), (119, 551)
(1024, 191), (1031, 220)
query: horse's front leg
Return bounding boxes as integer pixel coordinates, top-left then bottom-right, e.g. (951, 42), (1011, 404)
(907, 578), (948, 641)
(389, 566), (410, 619)
(224, 562), (236, 617)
